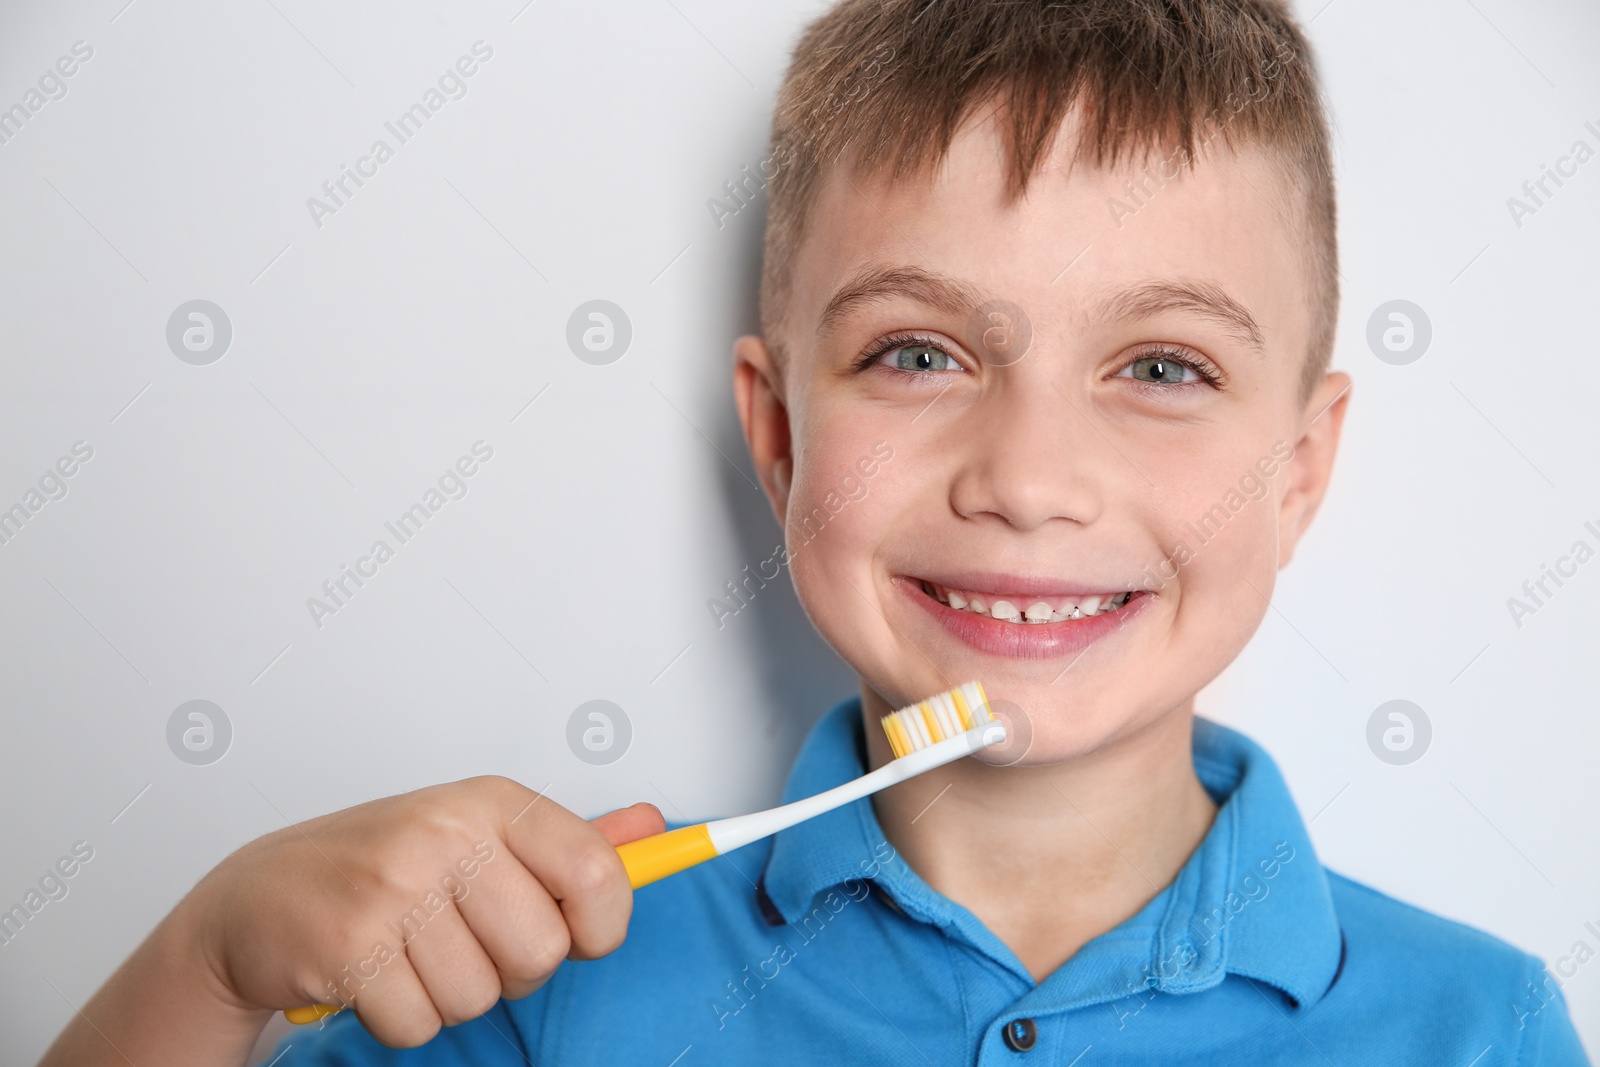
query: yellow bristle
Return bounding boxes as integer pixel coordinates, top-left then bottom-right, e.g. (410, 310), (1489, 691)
(917, 701), (941, 744)
(887, 716), (909, 759)
(950, 687), (973, 730)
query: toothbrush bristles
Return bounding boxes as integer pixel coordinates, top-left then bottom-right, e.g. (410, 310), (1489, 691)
(880, 681), (992, 759)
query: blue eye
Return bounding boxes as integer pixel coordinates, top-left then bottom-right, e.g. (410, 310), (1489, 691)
(1125, 355), (1197, 384)
(851, 333), (968, 377)
(1113, 348), (1223, 389)
(889, 343), (957, 372)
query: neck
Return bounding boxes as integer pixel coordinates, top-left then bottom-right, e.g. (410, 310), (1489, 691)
(863, 687), (1218, 982)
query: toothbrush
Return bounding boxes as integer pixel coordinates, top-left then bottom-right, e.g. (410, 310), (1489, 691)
(614, 679), (1003, 888)
(285, 680), (1002, 1024)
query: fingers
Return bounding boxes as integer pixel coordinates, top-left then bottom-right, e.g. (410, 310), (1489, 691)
(291, 781), (663, 1047)
(402, 902), (504, 1026)
(589, 802), (666, 846)
(498, 797), (643, 962)
(452, 847), (572, 1001)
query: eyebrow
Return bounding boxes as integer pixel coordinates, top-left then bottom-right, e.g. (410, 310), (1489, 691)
(816, 265), (988, 338)
(1090, 280), (1265, 352)
(815, 265), (1265, 353)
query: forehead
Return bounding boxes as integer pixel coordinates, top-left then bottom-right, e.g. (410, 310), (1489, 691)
(788, 106), (1312, 360)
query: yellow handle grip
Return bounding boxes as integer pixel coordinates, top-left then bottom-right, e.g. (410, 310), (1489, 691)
(284, 1002), (343, 1025)
(283, 824), (718, 1024)
(614, 823), (718, 889)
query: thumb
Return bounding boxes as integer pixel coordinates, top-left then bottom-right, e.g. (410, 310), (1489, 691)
(589, 802), (666, 847)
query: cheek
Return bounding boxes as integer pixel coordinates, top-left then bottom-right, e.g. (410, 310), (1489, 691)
(1143, 446), (1283, 659)
(1174, 507), (1277, 644)
(1142, 435), (1286, 572)
(783, 410), (900, 645)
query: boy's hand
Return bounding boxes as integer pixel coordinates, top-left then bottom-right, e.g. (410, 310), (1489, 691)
(186, 778), (664, 1048)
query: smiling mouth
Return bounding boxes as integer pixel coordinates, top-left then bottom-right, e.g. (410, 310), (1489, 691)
(917, 579), (1137, 623)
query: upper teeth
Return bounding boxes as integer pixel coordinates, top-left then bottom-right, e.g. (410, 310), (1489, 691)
(924, 582), (1134, 623)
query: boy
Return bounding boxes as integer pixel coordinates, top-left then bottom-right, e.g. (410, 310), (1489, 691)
(40, 0), (1591, 1063)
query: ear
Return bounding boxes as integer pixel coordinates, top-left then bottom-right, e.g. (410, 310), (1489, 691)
(732, 334), (794, 524)
(1277, 371), (1351, 569)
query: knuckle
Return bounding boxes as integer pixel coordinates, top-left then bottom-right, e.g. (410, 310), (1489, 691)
(362, 843), (429, 900)
(466, 773), (524, 807)
(365, 812), (479, 894)
(411, 797), (473, 845)
(567, 841), (623, 896)
(571, 916), (627, 960)
(484, 773), (521, 795)
(526, 923), (572, 977)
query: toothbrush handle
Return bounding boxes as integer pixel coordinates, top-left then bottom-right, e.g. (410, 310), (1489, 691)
(614, 824), (719, 889)
(284, 827), (720, 1024)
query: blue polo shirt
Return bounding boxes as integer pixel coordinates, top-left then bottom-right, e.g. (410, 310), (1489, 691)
(266, 696), (1590, 1065)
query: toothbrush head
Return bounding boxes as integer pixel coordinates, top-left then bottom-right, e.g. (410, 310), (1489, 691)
(880, 680), (1003, 759)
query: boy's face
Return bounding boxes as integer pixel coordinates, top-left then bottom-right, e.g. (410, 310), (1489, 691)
(734, 108), (1350, 765)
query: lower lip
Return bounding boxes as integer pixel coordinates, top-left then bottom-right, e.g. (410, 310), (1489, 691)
(896, 578), (1151, 660)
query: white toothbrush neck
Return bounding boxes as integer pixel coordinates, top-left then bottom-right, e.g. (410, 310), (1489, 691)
(705, 722), (1004, 855)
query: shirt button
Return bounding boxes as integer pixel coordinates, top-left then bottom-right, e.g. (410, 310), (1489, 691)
(1002, 1017), (1037, 1052)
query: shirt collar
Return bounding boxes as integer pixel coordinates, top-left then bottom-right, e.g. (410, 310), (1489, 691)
(758, 695), (1344, 1010)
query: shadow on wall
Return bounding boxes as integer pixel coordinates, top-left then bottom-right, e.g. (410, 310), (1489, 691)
(711, 197), (858, 768)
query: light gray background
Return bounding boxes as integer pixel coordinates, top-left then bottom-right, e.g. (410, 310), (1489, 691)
(0, 0), (1595, 1062)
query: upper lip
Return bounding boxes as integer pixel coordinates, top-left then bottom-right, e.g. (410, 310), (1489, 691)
(901, 570), (1142, 598)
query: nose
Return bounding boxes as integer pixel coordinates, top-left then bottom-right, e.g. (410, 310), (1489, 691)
(947, 375), (1110, 531)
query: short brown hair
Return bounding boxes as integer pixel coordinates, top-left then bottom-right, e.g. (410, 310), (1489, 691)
(759, 0), (1337, 403)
